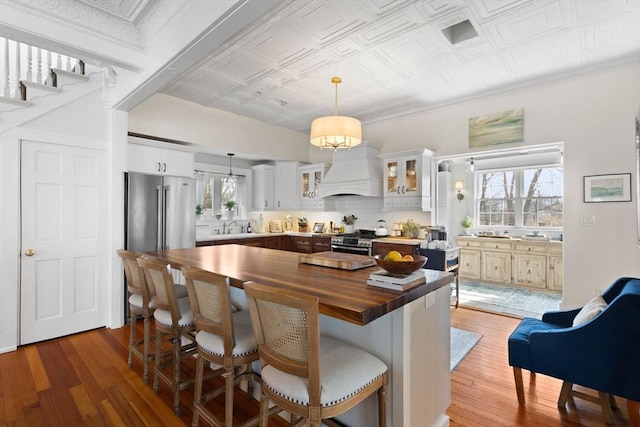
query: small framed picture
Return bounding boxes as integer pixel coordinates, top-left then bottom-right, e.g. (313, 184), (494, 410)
(584, 173), (632, 203)
(313, 222), (325, 233)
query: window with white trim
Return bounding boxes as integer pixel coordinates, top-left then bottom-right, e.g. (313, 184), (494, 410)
(476, 166), (563, 228)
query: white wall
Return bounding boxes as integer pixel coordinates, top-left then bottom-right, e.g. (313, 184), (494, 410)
(365, 63), (640, 308)
(128, 93), (312, 162)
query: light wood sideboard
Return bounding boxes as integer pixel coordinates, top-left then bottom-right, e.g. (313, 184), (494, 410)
(456, 236), (563, 291)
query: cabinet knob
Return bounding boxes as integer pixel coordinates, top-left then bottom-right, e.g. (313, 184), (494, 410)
(24, 248), (35, 256)
(495, 244), (499, 248)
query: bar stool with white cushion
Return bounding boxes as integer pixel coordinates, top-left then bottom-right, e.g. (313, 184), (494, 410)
(117, 249), (156, 384)
(182, 266), (273, 427)
(137, 256), (196, 416)
(244, 281), (388, 427)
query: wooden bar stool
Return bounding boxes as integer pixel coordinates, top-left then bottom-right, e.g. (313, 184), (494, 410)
(182, 266), (266, 427)
(137, 256), (197, 416)
(117, 249), (155, 384)
(244, 281), (389, 427)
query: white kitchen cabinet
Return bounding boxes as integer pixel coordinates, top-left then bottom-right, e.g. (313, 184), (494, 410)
(513, 253), (547, 288)
(127, 143), (194, 178)
(548, 256), (564, 291)
(483, 251), (512, 283)
(456, 236), (563, 291)
(252, 164), (275, 211)
(459, 248), (481, 280)
(299, 163), (329, 210)
(380, 149), (434, 211)
(275, 161), (299, 210)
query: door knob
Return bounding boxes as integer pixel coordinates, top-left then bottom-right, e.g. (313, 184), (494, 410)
(25, 248), (35, 256)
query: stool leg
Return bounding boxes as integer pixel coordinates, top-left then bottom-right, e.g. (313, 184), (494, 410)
(513, 367), (525, 405)
(128, 307), (136, 367)
(143, 313), (151, 384)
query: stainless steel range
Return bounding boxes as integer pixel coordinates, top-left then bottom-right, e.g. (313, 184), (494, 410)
(331, 229), (378, 256)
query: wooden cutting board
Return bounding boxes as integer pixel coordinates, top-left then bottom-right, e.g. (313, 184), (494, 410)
(298, 251), (376, 270)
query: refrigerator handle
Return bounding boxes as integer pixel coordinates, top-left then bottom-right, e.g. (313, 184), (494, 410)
(163, 184), (170, 250)
(156, 185), (163, 251)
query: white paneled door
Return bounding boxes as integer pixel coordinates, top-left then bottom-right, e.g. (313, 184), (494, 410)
(20, 140), (107, 344)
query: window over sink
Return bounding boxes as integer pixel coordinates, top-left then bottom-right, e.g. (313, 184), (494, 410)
(195, 170), (248, 217)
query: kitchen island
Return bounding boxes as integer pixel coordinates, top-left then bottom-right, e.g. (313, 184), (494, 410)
(146, 245), (453, 427)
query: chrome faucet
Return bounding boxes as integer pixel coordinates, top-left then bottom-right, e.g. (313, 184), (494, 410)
(223, 221), (237, 235)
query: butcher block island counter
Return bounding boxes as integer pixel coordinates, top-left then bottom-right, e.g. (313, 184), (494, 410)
(146, 245), (454, 427)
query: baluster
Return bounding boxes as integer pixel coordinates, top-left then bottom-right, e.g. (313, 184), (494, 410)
(65, 55), (71, 71)
(26, 44), (32, 82)
(3, 38), (9, 97)
(55, 52), (61, 69)
(36, 47), (42, 84)
(14, 41), (21, 99)
(45, 50), (51, 85)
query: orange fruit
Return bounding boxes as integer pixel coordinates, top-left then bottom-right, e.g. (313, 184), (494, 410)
(402, 254), (414, 262)
(384, 250), (402, 261)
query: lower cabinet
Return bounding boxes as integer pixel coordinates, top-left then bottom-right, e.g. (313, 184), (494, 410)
(456, 237), (563, 291)
(372, 242), (419, 257)
(289, 236), (313, 253)
(459, 249), (481, 280)
(215, 238), (264, 247)
(263, 236), (285, 250)
(482, 251), (511, 283)
(513, 253), (546, 288)
(548, 256), (564, 291)
(312, 236), (331, 253)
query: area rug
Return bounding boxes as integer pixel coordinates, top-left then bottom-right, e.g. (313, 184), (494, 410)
(451, 327), (482, 371)
(457, 280), (562, 319)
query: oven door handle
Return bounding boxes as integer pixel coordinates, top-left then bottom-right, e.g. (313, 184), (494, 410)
(331, 244), (371, 255)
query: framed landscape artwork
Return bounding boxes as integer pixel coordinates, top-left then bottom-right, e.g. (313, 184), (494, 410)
(584, 173), (631, 203)
(469, 108), (524, 148)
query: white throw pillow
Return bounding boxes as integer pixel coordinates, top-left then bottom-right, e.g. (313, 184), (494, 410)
(572, 295), (607, 326)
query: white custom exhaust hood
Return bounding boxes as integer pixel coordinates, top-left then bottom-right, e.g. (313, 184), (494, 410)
(319, 143), (383, 197)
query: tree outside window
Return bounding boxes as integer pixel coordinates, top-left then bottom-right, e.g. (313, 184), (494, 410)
(476, 166), (563, 228)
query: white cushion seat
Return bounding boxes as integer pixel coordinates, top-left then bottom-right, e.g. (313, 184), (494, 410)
(129, 293), (144, 309)
(261, 336), (388, 407)
(196, 309), (257, 357)
(153, 297), (194, 327)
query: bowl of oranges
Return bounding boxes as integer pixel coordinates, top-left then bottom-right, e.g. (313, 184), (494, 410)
(374, 251), (427, 275)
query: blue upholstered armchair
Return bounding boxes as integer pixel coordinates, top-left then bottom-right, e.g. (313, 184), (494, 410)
(508, 277), (640, 422)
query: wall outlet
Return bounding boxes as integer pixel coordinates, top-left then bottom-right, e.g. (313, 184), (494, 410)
(425, 292), (435, 308)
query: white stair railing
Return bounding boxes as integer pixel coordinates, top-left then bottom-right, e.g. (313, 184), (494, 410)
(0, 37), (84, 100)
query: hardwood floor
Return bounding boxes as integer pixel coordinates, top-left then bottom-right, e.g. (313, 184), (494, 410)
(450, 307), (633, 427)
(0, 308), (633, 426)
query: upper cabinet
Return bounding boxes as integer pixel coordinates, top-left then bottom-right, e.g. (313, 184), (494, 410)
(299, 163), (330, 210)
(252, 164), (275, 211)
(127, 143), (194, 178)
(251, 161), (300, 211)
(275, 161), (299, 210)
(379, 149), (434, 211)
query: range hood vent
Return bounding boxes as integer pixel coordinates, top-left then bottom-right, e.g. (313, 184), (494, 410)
(319, 143), (382, 197)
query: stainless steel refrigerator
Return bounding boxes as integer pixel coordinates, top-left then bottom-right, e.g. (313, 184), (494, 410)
(125, 172), (196, 252)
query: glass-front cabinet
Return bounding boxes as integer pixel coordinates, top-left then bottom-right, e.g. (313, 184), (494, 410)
(380, 149), (434, 211)
(299, 163), (330, 210)
(384, 158), (419, 195)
